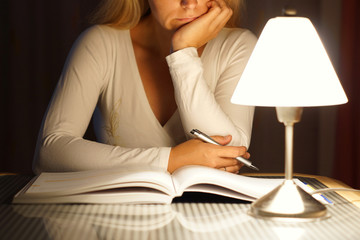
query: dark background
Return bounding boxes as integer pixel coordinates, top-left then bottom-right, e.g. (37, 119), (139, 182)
(1, 0), (359, 188)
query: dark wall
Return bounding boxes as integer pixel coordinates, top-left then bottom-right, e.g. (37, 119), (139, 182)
(1, 0), (98, 173)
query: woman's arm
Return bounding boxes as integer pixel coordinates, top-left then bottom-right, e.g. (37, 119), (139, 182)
(166, 34), (256, 146)
(165, 0), (257, 172)
(33, 26), (170, 173)
(166, 30), (256, 173)
(169, 0), (255, 146)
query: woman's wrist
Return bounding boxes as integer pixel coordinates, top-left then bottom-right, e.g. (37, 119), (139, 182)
(167, 147), (182, 173)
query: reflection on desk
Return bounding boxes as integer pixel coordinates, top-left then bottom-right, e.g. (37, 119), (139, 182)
(10, 203), (252, 239)
(1, 175), (360, 240)
(1, 200), (360, 240)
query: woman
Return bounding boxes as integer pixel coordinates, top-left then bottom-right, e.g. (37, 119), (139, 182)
(33, 0), (256, 174)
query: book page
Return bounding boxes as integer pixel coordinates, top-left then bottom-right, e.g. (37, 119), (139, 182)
(172, 165), (283, 200)
(14, 188), (173, 204)
(25, 165), (175, 197)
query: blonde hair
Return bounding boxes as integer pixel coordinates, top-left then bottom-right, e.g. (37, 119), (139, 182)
(90, 0), (244, 29)
(226, 0), (245, 27)
(90, 0), (149, 29)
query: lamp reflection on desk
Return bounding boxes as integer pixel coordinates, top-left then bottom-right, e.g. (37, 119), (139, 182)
(272, 226), (305, 240)
(231, 11), (348, 221)
(11, 204), (252, 239)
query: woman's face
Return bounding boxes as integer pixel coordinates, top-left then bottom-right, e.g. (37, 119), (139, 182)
(148, 0), (210, 30)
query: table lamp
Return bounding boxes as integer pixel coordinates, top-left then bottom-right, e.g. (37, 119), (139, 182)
(231, 12), (348, 221)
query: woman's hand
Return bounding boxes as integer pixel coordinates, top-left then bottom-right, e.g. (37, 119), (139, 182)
(168, 135), (250, 173)
(171, 0), (233, 52)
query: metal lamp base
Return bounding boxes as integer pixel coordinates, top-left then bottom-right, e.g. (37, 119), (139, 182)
(248, 107), (329, 222)
(249, 179), (328, 222)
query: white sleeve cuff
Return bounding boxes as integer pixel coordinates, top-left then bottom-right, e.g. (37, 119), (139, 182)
(157, 147), (171, 171)
(166, 47), (199, 67)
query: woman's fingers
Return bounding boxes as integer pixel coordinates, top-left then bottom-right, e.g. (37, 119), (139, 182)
(171, 0), (232, 51)
(207, 0), (233, 27)
(199, 135), (249, 168)
(168, 137), (250, 174)
(211, 153), (244, 171)
(216, 145), (248, 159)
(219, 163), (243, 173)
(243, 152), (250, 159)
(200, 1), (231, 34)
(210, 135), (232, 145)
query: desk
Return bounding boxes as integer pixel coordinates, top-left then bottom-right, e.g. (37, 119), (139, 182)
(1, 174), (360, 240)
(244, 173), (360, 209)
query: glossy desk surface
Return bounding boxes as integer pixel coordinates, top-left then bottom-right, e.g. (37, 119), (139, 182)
(1, 174), (360, 240)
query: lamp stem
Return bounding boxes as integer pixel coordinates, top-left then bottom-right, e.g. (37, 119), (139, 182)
(276, 107), (303, 180)
(285, 123), (294, 180)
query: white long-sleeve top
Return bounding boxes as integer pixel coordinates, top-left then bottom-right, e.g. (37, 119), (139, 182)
(33, 25), (257, 174)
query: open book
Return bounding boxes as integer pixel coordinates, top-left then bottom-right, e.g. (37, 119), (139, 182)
(13, 165), (285, 204)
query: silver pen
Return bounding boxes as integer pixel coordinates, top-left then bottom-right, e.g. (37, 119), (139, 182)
(190, 129), (259, 171)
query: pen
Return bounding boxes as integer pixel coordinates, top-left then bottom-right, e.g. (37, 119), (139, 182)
(190, 129), (259, 171)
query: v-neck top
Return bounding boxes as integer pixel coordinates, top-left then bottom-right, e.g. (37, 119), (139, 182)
(33, 25), (257, 173)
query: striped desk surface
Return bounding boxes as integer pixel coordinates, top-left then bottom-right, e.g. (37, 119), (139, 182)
(1, 175), (360, 240)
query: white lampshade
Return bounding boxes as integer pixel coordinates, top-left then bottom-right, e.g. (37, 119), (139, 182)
(231, 17), (348, 107)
